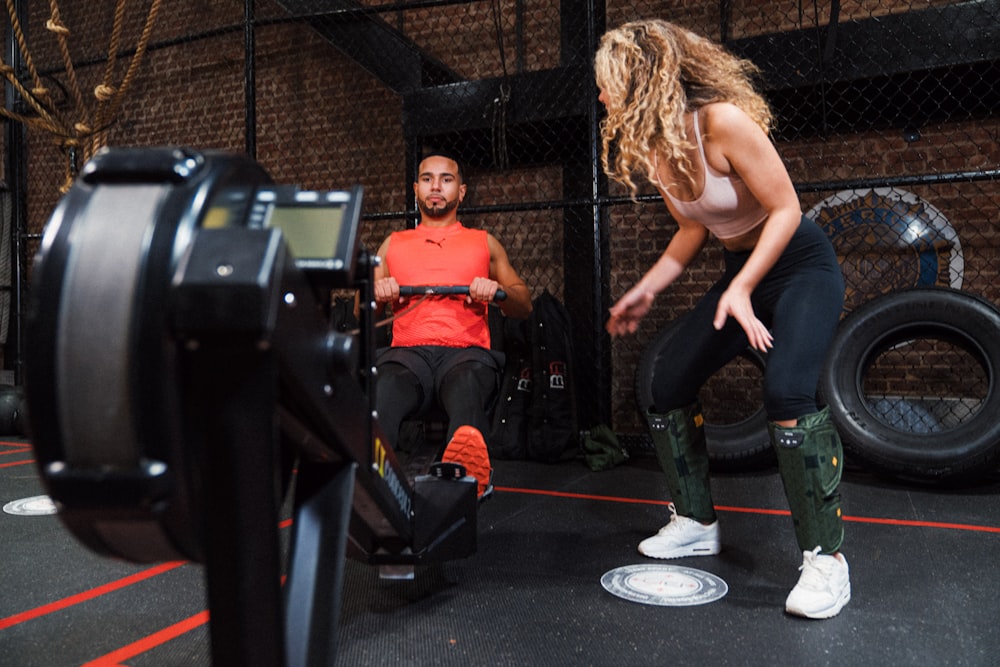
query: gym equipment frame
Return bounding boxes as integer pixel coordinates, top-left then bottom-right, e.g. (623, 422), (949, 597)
(24, 146), (480, 667)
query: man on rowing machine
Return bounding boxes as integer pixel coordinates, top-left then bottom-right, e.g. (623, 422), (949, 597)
(371, 151), (532, 499)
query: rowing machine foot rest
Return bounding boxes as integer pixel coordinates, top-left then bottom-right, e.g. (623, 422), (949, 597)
(410, 473), (478, 562)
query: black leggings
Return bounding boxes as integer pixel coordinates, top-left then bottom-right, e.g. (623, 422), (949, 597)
(650, 217), (844, 422)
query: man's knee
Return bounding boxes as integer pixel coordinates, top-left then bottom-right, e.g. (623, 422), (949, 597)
(378, 363), (423, 396)
(376, 362), (427, 423)
(438, 362), (498, 407)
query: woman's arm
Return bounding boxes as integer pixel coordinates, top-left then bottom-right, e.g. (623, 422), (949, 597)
(703, 103), (803, 350)
(606, 217), (709, 336)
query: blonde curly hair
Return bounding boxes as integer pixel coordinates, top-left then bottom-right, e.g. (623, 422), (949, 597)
(594, 19), (773, 198)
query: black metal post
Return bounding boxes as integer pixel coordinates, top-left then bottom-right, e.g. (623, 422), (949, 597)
(284, 461), (356, 667)
(559, 0), (610, 428)
(184, 342), (286, 667)
(244, 0), (257, 159)
(588, 0), (609, 426)
(4, 0), (29, 385)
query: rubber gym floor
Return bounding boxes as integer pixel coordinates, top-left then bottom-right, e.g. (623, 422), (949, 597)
(2, 435), (998, 667)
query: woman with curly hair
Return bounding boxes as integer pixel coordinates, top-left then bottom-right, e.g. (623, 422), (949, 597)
(596, 19), (850, 619)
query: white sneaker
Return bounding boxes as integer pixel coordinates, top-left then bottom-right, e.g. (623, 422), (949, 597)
(638, 503), (720, 559)
(785, 546), (851, 619)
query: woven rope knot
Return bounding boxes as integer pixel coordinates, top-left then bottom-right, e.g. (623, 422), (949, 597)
(45, 19), (70, 36)
(94, 84), (116, 101)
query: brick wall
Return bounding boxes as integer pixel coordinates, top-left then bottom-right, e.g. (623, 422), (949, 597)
(3, 0), (997, 437)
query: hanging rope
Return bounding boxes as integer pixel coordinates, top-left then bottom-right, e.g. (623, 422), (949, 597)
(488, 0), (511, 171)
(46, 1), (88, 125)
(86, 0), (162, 164)
(3, 0), (60, 128)
(0, 0), (163, 192)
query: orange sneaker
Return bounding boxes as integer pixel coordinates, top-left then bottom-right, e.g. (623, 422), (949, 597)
(441, 425), (493, 500)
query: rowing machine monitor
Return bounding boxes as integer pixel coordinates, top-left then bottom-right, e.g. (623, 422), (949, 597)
(246, 185), (362, 291)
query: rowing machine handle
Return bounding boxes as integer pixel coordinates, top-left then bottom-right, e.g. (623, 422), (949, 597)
(398, 285), (507, 302)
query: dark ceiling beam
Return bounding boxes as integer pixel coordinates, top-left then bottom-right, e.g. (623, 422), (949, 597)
(401, 65), (590, 136)
(280, 0), (996, 136)
(276, 0), (461, 92)
(729, 0), (1000, 90)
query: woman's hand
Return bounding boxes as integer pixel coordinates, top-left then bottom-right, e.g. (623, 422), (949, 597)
(713, 285), (772, 352)
(606, 288), (656, 337)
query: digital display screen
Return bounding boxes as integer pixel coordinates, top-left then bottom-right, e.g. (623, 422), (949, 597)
(265, 205), (345, 261)
(246, 184), (362, 286)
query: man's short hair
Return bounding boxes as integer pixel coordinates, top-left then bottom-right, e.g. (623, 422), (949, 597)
(419, 150), (464, 182)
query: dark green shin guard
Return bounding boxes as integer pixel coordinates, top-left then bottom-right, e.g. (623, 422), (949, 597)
(770, 407), (845, 553)
(646, 403), (716, 522)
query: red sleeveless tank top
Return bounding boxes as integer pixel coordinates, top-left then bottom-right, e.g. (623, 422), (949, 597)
(386, 223), (491, 348)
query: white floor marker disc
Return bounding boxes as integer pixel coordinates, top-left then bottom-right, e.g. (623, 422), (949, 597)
(4, 495), (58, 516)
(601, 563), (728, 606)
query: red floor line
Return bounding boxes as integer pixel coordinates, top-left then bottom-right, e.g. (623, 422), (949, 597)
(712, 504), (790, 517)
(0, 448), (31, 457)
(0, 458), (34, 468)
(495, 485), (1000, 533)
(1, 522), (293, 664)
(82, 575), (290, 665)
(841, 514), (1000, 533)
(80, 610), (210, 667)
(0, 561), (187, 631)
(1, 518), (293, 636)
(494, 485), (665, 504)
(0, 440), (29, 448)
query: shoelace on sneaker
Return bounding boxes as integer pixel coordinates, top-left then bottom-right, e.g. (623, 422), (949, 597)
(655, 503), (688, 535)
(797, 546), (835, 589)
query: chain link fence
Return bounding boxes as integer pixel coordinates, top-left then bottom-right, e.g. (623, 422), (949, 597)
(3, 0), (999, 466)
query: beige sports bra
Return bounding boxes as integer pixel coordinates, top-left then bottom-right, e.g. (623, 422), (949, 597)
(657, 111), (768, 239)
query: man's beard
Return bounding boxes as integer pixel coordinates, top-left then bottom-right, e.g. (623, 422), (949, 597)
(418, 197), (458, 218)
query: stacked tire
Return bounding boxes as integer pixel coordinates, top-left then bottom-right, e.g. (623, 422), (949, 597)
(821, 287), (1000, 485)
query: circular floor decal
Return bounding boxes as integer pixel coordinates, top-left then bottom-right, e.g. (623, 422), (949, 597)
(3, 495), (58, 516)
(806, 187), (963, 313)
(601, 564), (728, 606)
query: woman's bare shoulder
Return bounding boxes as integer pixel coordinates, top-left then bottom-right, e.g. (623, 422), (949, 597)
(701, 102), (758, 135)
